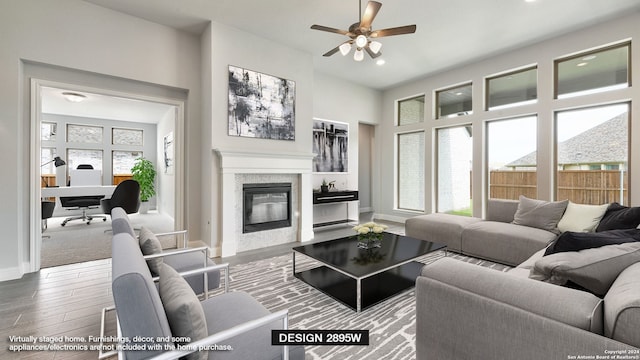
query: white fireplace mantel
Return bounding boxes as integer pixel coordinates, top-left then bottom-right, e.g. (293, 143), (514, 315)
(213, 149), (315, 257)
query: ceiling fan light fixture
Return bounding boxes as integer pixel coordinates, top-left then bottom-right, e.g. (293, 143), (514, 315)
(355, 35), (368, 48)
(354, 48), (364, 61)
(339, 42), (352, 56)
(369, 41), (382, 54)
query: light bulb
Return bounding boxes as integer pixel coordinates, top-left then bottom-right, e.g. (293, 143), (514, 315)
(369, 41), (382, 54)
(339, 42), (352, 56)
(355, 35), (368, 48)
(354, 49), (364, 62)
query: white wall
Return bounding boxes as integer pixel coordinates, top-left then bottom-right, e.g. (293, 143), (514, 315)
(312, 73), (382, 223)
(0, 0), (202, 280)
(205, 21), (314, 252)
(376, 11), (640, 222)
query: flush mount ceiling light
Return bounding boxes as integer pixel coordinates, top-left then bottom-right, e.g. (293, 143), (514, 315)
(61, 92), (87, 103)
(310, 0), (416, 62)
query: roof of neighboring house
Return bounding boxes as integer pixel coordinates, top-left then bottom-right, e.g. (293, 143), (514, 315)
(506, 112), (628, 167)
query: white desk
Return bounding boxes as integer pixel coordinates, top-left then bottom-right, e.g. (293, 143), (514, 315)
(41, 186), (116, 217)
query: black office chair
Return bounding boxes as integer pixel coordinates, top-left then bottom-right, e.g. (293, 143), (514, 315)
(42, 201), (55, 239)
(60, 164), (106, 226)
(101, 180), (141, 215)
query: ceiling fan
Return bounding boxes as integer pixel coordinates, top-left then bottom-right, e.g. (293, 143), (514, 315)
(310, 0), (417, 61)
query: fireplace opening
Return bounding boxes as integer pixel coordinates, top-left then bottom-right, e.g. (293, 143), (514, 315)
(243, 183), (292, 233)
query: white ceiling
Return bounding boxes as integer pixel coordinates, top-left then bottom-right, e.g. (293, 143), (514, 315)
(84, 0), (640, 90)
(41, 86), (175, 124)
(46, 0), (640, 121)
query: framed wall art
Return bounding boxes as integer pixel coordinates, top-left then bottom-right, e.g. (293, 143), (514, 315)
(312, 119), (349, 173)
(163, 131), (174, 175)
(228, 65), (295, 140)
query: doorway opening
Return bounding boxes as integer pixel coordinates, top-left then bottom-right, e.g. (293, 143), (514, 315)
(31, 79), (185, 270)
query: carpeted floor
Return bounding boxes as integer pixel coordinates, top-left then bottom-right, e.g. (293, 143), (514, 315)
(226, 251), (510, 360)
(40, 211), (174, 268)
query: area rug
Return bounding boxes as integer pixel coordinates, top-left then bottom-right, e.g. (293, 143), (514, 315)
(226, 251), (510, 360)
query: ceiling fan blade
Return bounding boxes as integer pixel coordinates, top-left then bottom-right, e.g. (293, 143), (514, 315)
(365, 46), (382, 59)
(370, 25), (417, 38)
(311, 24), (350, 36)
(359, 1), (382, 30)
(322, 45), (341, 57)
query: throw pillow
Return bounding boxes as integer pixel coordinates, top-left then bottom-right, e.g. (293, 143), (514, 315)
(545, 229), (640, 256)
(530, 242), (640, 297)
(139, 226), (163, 276)
(557, 201), (609, 233)
(512, 195), (568, 234)
(159, 263), (208, 360)
(596, 203), (640, 232)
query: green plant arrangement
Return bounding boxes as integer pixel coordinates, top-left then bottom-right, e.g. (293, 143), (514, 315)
(131, 157), (156, 202)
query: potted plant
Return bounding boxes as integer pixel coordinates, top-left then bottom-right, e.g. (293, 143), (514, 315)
(131, 157), (156, 214)
(320, 179), (335, 193)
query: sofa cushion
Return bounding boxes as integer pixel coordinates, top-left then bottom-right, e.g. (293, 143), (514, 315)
(604, 262), (640, 348)
(139, 226), (163, 276)
(159, 263), (208, 360)
(485, 199), (519, 223)
(512, 195), (568, 234)
(201, 291), (301, 360)
(530, 242), (640, 296)
(421, 258), (604, 334)
(461, 221), (556, 266)
(405, 213), (481, 252)
(557, 201), (609, 233)
(596, 203), (640, 232)
(544, 229), (640, 256)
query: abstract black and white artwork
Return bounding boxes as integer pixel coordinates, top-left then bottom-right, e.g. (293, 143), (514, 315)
(312, 119), (349, 173)
(228, 65), (295, 140)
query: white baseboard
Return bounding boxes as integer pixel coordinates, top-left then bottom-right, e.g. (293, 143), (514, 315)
(0, 265), (25, 282)
(373, 213), (412, 224)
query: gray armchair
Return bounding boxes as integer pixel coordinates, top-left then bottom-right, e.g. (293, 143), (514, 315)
(104, 232), (304, 360)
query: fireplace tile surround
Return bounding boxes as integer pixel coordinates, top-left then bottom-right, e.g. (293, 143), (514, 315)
(215, 149), (315, 257)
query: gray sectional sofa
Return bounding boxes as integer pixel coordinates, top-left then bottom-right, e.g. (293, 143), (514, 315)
(406, 199), (557, 266)
(406, 198), (640, 359)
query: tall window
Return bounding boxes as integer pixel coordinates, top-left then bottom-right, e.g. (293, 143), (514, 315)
(397, 95), (425, 126)
(436, 126), (473, 215)
(487, 116), (538, 200)
(555, 103), (629, 205)
(486, 67), (537, 110)
(556, 43), (630, 99)
(397, 131), (425, 211)
(436, 83), (472, 119)
(113, 151), (141, 175)
(67, 149), (103, 171)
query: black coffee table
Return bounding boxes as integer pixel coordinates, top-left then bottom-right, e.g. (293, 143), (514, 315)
(292, 232), (445, 312)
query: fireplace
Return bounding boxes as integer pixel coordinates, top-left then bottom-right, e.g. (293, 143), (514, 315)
(243, 183), (292, 233)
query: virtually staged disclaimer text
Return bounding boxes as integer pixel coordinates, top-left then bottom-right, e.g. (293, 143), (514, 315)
(7, 335), (233, 353)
